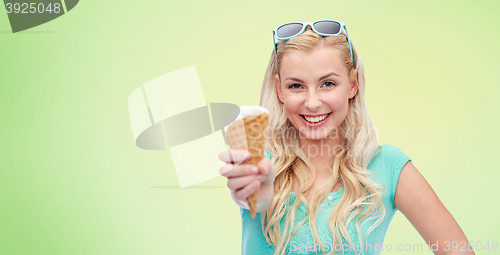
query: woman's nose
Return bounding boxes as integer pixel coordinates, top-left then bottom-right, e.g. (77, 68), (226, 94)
(304, 90), (321, 110)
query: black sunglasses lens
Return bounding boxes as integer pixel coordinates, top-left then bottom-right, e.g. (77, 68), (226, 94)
(314, 21), (341, 35)
(277, 23), (303, 39)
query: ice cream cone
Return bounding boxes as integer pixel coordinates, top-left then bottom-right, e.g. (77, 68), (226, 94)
(225, 106), (269, 218)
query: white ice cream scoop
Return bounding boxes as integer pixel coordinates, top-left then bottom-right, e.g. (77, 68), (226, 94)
(234, 106), (269, 121)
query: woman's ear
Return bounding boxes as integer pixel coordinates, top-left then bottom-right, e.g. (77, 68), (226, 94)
(349, 69), (359, 99)
(275, 74), (284, 104)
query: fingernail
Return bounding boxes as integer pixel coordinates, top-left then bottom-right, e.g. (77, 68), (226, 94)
(251, 167), (258, 173)
(257, 175), (264, 181)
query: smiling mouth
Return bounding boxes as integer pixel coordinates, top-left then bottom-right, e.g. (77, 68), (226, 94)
(301, 113), (331, 123)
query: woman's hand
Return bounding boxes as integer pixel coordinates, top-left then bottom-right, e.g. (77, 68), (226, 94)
(219, 149), (275, 212)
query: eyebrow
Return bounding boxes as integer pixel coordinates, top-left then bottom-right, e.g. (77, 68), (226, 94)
(284, 72), (340, 83)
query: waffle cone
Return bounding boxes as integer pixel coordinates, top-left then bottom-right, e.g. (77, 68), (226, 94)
(225, 112), (269, 218)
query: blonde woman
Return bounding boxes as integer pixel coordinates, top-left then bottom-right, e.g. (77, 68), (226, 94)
(219, 20), (473, 255)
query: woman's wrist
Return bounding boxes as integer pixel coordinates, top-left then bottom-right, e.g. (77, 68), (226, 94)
(230, 188), (273, 212)
(256, 194), (273, 212)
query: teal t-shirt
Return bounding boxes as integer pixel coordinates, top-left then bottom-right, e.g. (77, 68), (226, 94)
(239, 144), (411, 255)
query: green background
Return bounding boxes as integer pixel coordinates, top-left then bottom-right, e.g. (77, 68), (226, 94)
(1, 0), (499, 254)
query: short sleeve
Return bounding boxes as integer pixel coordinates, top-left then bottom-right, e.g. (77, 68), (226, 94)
(383, 144), (412, 210)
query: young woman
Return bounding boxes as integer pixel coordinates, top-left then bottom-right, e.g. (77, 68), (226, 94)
(219, 20), (473, 255)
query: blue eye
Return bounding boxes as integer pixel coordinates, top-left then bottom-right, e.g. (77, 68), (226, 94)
(289, 84), (302, 89)
(322, 81), (336, 88)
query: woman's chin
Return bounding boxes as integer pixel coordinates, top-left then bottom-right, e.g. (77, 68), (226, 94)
(297, 127), (341, 141)
(300, 131), (329, 141)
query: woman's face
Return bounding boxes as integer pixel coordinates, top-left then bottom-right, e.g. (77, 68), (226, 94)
(275, 45), (358, 141)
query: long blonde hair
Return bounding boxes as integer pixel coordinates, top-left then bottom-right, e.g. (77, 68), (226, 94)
(259, 26), (385, 255)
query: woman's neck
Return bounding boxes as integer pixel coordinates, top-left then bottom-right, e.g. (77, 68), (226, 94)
(299, 135), (343, 174)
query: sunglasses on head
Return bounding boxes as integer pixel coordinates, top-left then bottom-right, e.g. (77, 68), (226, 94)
(272, 20), (355, 68)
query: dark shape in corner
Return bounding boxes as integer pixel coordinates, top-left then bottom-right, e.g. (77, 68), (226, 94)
(4, 0), (79, 33)
(65, 0), (78, 11)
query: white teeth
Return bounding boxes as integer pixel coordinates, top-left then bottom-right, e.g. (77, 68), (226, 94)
(304, 114), (328, 123)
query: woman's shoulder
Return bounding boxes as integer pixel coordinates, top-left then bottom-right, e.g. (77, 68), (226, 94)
(368, 144), (411, 178)
(381, 144), (411, 165)
(370, 144), (409, 163)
